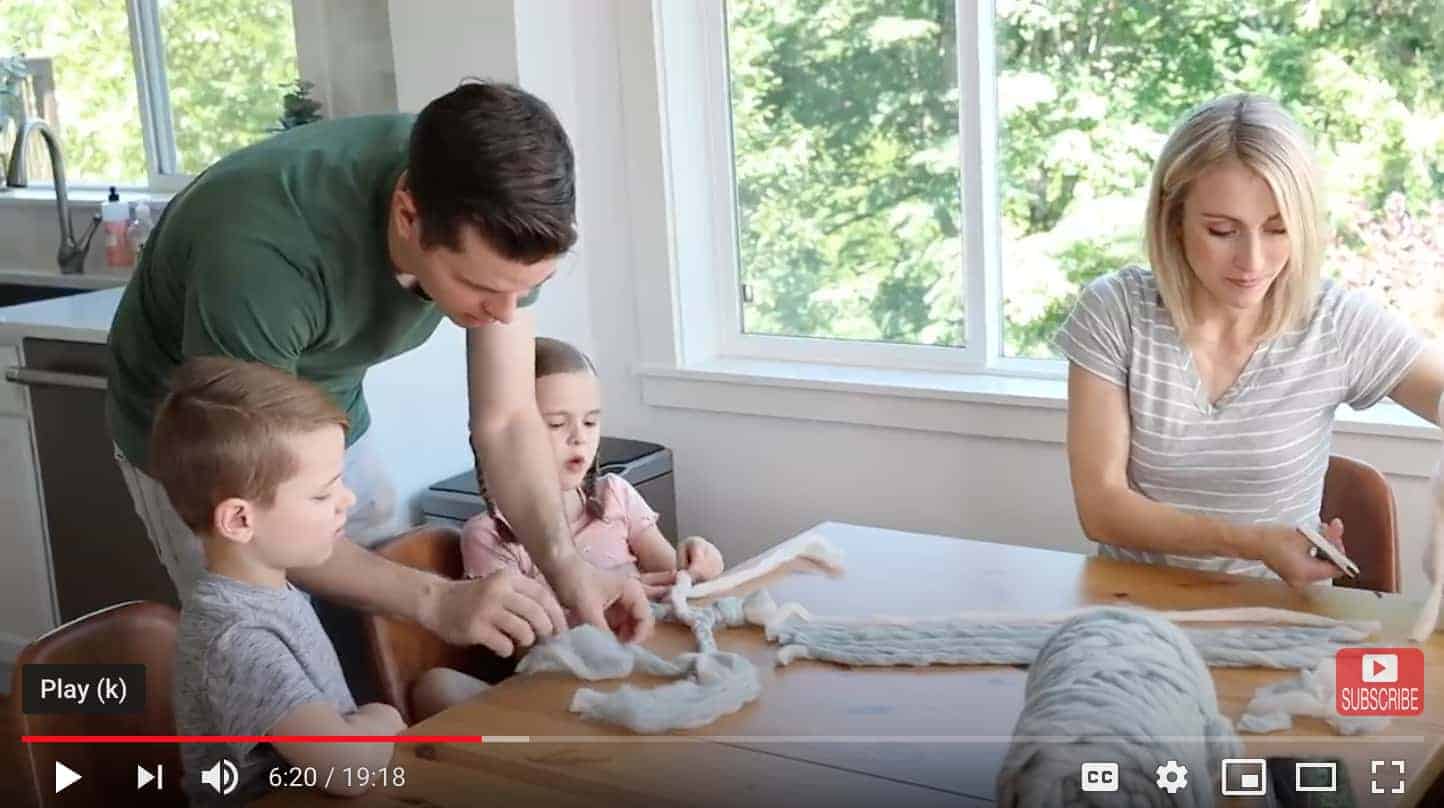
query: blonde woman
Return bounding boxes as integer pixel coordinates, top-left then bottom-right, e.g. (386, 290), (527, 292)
(1056, 93), (1444, 587)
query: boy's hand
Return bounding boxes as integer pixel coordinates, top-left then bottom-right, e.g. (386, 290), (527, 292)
(677, 537), (724, 582)
(429, 569), (567, 657)
(351, 702), (405, 734)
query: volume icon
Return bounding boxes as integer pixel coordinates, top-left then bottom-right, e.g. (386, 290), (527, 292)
(200, 759), (238, 795)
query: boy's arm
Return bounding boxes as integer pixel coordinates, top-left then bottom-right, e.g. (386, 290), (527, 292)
(269, 702), (404, 797)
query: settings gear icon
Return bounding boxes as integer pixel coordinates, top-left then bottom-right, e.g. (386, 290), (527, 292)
(1155, 760), (1189, 794)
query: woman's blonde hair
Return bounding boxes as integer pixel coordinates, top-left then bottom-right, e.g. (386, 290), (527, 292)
(1144, 93), (1325, 340)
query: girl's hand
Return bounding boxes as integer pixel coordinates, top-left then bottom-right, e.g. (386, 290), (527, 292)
(677, 537), (724, 582)
(637, 569), (678, 600)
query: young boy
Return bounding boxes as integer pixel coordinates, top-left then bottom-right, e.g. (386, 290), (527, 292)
(152, 357), (475, 804)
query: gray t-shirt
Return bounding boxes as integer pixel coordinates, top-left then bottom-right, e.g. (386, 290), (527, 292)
(1053, 265), (1423, 577)
(174, 572), (357, 806)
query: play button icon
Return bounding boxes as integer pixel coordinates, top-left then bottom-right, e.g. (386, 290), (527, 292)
(1363, 653), (1399, 684)
(55, 761), (81, 794)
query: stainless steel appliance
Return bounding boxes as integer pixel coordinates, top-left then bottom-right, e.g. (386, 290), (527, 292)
(10, 337), (179, 622)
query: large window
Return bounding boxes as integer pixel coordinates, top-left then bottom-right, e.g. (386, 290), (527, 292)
(716, 0), (1444, 369)
(1, 0), (300, 190)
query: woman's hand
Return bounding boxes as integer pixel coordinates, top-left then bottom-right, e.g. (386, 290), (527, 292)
(676, 536), (725, 582)
(1257, 518), (1348, 588)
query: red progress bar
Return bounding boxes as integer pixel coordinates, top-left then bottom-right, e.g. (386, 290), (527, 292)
(24, 735), (484, 743)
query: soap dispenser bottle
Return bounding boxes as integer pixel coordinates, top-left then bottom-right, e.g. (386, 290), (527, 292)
(102, 186), (133, 269)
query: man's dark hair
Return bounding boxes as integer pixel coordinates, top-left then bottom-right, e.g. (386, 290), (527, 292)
(408, 80), (576, 262)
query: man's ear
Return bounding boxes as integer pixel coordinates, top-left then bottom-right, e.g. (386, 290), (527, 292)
(393, 170), (420, 239)
(212, 498), (257, 545)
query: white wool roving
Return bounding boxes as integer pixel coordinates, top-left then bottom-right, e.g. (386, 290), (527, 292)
(996, 609), (1242, 807)
(1410, 391), (1444, 643)
(514, 585), (771, 734)
(1238, 658), (1391, 736)
(511, 531), (842, 735)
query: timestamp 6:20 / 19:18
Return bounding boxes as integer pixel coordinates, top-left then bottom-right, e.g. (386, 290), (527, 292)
(269, 765), (407, 789)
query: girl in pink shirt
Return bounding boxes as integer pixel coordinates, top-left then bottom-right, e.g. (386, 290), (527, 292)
(461, 338), (724, 609)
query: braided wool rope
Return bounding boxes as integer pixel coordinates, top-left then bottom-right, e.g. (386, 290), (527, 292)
(996, 608), (1242, 807)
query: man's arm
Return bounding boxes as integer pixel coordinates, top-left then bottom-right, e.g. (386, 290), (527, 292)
(289, 540), (565, 655)
(465, 310), (574, 574)
(466, 312), (653, 641)
(287, 541), (445, 628)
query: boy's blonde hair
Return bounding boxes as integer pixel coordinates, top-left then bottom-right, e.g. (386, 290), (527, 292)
(1144, 93), (1325, 340)
(150, 357), (349, 532)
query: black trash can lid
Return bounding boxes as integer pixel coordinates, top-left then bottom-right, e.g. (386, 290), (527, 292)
(431, 436), (669, 496)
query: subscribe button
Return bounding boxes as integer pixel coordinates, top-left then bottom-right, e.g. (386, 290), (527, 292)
(21, 664), (146, 715)
(1336, 648), (1424, 717)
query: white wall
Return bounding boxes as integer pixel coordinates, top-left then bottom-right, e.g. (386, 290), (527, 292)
(294, 0), (398, 118)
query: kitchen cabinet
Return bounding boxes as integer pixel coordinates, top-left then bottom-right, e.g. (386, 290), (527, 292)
(0, 344), (55, 648)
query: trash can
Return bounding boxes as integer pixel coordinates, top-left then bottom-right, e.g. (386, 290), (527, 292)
(421, 436), (677, 542)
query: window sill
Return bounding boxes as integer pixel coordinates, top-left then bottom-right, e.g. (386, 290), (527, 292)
(637, 357), (1442, 476)
(0, 186), (174, 208)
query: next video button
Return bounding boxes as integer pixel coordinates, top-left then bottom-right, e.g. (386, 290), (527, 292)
(22, 664), (146, 714)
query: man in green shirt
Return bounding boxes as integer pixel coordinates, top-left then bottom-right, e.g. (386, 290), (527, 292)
(107, 81), (652, 662)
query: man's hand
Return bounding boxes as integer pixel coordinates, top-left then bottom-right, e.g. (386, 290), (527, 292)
(1258, 518), (1348, 588)
(543, 554), (654, 643)
(677, 537), (725, 582)
(425, 570), (567, 657)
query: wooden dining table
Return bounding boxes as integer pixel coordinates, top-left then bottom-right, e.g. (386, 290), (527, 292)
(260, 521), (1444, 807)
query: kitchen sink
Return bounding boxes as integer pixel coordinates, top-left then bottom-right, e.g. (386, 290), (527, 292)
(0, 282), (91, 308)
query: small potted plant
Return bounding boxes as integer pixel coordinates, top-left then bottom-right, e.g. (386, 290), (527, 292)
(273, 78), (323, 132)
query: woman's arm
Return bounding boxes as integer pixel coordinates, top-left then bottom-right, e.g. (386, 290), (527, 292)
(1066, 363), (1341, 586)
(1385, 348), (1444, 424)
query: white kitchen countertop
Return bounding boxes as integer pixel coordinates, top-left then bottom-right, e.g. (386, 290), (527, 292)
(0, 267), (133, 290)
(0, 286), (123, 345)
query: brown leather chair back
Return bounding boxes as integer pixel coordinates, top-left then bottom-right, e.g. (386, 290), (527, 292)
(364, 526), (478, 724)
(1322, 454), (1399, 594)
(11, 601), (183, 808)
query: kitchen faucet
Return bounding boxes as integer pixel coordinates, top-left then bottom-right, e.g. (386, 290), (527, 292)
(5, 120), (102, 274)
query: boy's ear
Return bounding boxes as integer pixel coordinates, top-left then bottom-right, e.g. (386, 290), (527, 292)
(212, 498), (257, 545)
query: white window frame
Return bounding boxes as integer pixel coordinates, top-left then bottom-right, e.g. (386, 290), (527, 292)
(126, 0), (188, 192)
(635, 0), (1061, 377)
(16, 0), (308, 193)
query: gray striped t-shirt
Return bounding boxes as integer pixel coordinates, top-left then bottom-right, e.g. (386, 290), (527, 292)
(1054, 265), (1423, 577)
